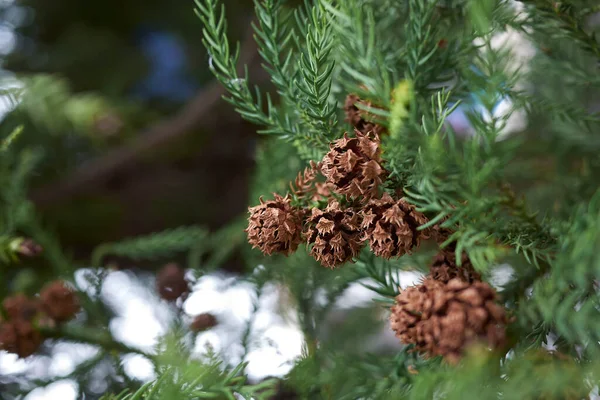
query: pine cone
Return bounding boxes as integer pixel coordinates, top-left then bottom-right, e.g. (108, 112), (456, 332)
(39, 281), (81, 322)
(321, 131), (386, 200)
(430, 247), (481, 283)
(246, 194), (304, 256)
(1, 295), (45, 358)
(361, 193), (433, 259)
(0, 319), (43, 358)
(304, 201), (363, 268)
(0, 321), (17, 353)
(191, 313), (218, 332)
(156, 263), (190, 301)
(390, 277), (507, 364)
(3, 294), (41, 321)
(344, 94), (386, 136)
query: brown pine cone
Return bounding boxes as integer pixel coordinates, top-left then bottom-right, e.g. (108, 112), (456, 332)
(344, 94), (386, 136)
(191, 313), (218, 332)
(430, 247), (481, 283)
(321, 131), (386, 200)
(39, 281), (81, 322)
(1, 293), (50, 358)
(0, 321), (17, 353)
(246, 194), (304, 256)
(14, 319), (43, 358)
(3, 294), (41, 321)
(390, 277), (507, 364)
(361, 193), (433, 259)
(0, 319), (44, 358)
(304, 201), (363, 268)
(156, 263), (190, 301)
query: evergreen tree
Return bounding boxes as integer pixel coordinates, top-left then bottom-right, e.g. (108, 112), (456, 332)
(2, 0), (600, 398)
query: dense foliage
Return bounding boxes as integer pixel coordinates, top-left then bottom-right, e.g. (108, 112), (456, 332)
(2, 0), (600, 398)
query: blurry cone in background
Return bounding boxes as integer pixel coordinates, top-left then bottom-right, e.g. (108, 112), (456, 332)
(190, 313), (218, 332)
(156, 263), (190, 301)
(39, 280), (81, 322)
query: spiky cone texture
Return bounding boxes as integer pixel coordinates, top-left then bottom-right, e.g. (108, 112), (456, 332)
(321, 131), (387, 201)
(246, 194), (305, 256)
(407, 214), (480, 282)
(156, 263), (190, 301)
(430, 247), (482, 283)
(0, 319), (43, 358)
(304, 201), (363, 268)
(291, 161), (335, 203)
(3, 294), (40, 321)
(361, 193), (433, 259)
(39, 280), (81, 322)
(344, 94), (386, 136)
(390, 277), (507, 364)
(291, 161), (318, 200)
(191, 313), (218, 332)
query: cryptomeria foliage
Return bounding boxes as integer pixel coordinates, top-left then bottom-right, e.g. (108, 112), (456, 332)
(1, 0), (600, 399)
(194, 0), (600, 397)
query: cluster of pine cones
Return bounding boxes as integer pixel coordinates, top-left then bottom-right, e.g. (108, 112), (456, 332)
(247, 94), (509, 364)
(390, 252), (508, 364)
(246, 95), (435, 268)
(0, 280), (80, 358)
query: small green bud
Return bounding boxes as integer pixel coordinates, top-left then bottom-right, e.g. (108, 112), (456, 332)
(390, 80), (414, 139)
(9, 238), (43, 258)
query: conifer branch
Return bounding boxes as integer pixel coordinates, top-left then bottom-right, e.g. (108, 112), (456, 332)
(253, 0), (298, 104)
(91, 226), (208, 266)
(520, 0), (600, 61)
(295, 3), (338, 141)
(404, 0), (440, 92)
(195, 0), (299, 138)
(322, 0), (393, 105)
(6, 0), (600, 396)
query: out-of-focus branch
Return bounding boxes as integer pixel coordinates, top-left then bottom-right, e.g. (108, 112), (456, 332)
(519, 0), (600, 60)
(31, 22), (261, 208)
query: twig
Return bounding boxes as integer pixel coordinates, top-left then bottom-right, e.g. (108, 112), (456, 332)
(31, 20), (262, 208)
(519, 0), (600, 60)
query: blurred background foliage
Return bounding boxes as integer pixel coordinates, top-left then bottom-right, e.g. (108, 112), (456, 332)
(0, 0), (265, 269)
(0, 0), (314, 397)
